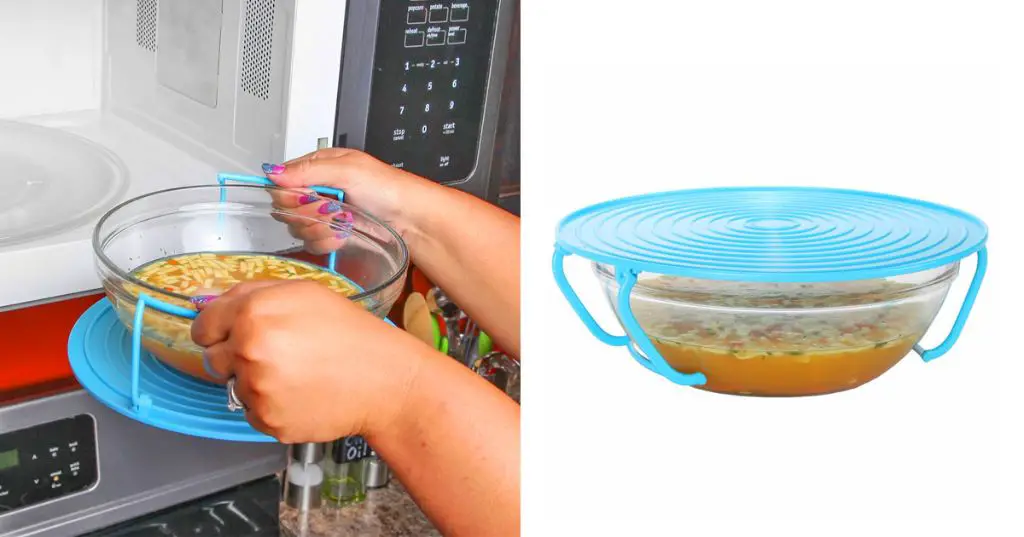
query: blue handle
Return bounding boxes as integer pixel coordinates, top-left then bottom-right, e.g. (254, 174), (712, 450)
(552, 247), (630, 346)
(216, 172), (344, 273)
(915, 246), (988, 362)
(130, 293), (199, 414)
(216, 172), (345, 202)
(615, 270), (708, 386)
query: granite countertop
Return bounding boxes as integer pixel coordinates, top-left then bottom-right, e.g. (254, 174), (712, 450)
(279, 481), (440, 537)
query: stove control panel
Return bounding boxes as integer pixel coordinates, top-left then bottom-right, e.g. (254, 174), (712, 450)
(363, 0), (500, 182)
(0, 414), (98, 512)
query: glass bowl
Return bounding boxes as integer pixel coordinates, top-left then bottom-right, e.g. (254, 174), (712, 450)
(93, 184), (408, 383)
(594, 262), (958, 396)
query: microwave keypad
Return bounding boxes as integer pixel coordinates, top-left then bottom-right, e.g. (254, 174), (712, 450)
(364, 1), (499, 183)
(0, 414), (99, 513)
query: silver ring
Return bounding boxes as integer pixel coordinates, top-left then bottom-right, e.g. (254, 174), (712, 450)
(226, 377), (247, 412)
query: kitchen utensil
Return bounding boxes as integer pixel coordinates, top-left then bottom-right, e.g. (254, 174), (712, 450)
(457, 319), (479, 365)
(473, 352), (521, 403)
(428, 286), (465, 355)
(553, 187), (987, 396)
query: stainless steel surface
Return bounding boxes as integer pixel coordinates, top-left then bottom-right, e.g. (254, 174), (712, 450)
(291, 444), (324, 466)
(284, 444), (325, 511)
(0, 390), (286, 537)
(363, 455), (390, 490)
(284, 471), (322, 512)
(429, 287), (464, 356)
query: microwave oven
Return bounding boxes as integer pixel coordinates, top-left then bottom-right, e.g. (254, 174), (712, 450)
(0, 1), (518, 535)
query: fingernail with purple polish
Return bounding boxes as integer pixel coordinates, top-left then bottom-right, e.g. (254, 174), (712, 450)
(299, 194), (318, 205)
(319, 201), (342, 214)
(191, 295), (218, 309)
(262, 163), (286, 175)
(333, 212), (354, 238)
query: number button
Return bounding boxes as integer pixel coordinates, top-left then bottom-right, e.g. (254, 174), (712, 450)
(421, 124), (428, 135)
(424, 103), (431, 113)
(448, 100), (455, 110)
(451, 79), (459, 89)
(399, 105), (406, 116)
(427, 81), (434, 91)
(401, 83), (408, 93)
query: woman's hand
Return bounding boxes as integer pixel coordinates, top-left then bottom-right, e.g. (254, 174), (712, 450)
(263, 147), (520, 357)
(190, 279), (424, 443)
(262, 149), (430, 254)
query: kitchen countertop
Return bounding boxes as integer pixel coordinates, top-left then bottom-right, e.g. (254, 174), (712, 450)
(279, 481), (440, 537)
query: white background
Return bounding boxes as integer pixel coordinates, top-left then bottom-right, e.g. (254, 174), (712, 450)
(522, 1), (1024, 535)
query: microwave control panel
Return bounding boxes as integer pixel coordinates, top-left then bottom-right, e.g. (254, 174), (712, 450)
(363, 0), (500, 182)
(0, 414), (98, 513)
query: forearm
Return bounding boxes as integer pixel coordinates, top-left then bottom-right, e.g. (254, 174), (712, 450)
(396, 179), (521, 356)
(367, 345), (520, 537)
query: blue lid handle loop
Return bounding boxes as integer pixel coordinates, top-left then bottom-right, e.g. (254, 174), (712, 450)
(216, 172), (345, 273)
(552, 247), (708, 386)
(130, 293), (199, 414)
(615, 269), (708, 386)
(915, 246), (988, 362)
(216, 172), (345, 202)
(552, 247), (630, 346)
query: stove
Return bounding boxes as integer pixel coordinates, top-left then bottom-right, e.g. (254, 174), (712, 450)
(0, 293), (285, 537)
(84, 476), (280, 537)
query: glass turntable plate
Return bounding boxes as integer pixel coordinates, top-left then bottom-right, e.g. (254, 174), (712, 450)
(0, 119), (128, 245)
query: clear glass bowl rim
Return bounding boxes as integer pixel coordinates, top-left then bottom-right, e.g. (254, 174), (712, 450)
(92, 184), (410, 304)
(592, 261), (959, 313)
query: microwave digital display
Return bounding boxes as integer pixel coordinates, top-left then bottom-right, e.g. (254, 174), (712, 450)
(0, 448), (18, 470)
(364, 0), (500, 183)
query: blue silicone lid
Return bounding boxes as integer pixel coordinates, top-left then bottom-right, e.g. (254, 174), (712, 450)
(68, 298), (397, 442)
(68, 298), (275, 442)
(556, 187), (987, 282)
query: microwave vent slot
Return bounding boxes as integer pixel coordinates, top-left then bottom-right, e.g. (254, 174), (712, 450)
(135, 0), (159, 52)
(240, 0), (276, 101)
